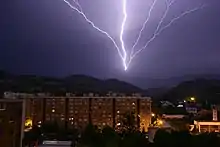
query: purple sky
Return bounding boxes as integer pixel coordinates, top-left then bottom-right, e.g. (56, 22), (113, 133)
(0, 0), (220, 87)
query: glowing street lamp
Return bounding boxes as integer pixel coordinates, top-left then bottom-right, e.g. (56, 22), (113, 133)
(190, 97), (195, 101)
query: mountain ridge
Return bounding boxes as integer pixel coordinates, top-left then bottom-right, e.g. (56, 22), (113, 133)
(2, 70), (220, 103)
(0, 71), (144, 95)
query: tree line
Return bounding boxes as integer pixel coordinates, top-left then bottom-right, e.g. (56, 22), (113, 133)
(22, 113), (220, 147)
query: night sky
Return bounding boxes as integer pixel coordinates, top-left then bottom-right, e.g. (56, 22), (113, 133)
(0, 0), (220, 87)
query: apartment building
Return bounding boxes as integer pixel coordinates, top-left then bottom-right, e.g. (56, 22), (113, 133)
(3, 92), (151, 131)
(0, 98), (25, 147)
(25, 97), (44, 126)
(67, 96), (90, 129)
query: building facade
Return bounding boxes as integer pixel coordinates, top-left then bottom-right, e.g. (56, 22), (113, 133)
(3, 92), (151, 131)
(193, 108), (220, 133)
(0, 99), (25, 147)
(194, 121), (220, 133)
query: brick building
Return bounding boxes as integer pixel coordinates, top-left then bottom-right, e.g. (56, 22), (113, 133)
(0, 98), (25, 147)
(3, 92), (151, 131)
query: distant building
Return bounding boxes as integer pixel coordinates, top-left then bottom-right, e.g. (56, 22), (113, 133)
(160, 101), (175, 107)
(185, 107), (198, 114)
(193, 108), (220, 133)
(3, 92), (152, 131)
(0, 98), (25, 147)
(194, 121), (220, 133)
(162, 114), (185, 119)
(185, 102), (198, 114)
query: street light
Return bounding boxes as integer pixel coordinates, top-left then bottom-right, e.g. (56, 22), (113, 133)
(190, 97), (195, 101)
(151, 113), (155, 117)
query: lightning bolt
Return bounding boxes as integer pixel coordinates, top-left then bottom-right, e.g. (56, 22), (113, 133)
(130, 0), (176, 60)
(63, 0), (205, 71)
(63, 0), (127, 69)
(128, 4), (205, 68)
(153, 0), (176, 35)
(72, 0), (82, 11)
(120, 0), (128, 70)
(130, 0), (158, 58)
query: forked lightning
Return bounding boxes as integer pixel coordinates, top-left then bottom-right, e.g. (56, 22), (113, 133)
(63, 0), (205, 71)
(63, 0), (127, 69)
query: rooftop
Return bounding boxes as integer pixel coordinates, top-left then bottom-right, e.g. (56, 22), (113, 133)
(3, 92), (151, 99)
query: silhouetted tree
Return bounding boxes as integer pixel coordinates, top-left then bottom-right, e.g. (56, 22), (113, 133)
(78, 124), (103, 147)
(120, 112), (137, 134)
(41, 121), (59, 134)
(102, 126), (120, 147)
(119, 131), (148, 147)
(153, 129), (173, 147)
(171, 131), (191, 147)
(22, 125), (41, 147)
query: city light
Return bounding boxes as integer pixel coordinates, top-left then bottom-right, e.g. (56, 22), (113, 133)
(190, 97), (195, 101)
(158, 120), (163, 125)
(25, 118), (32, 127)
(177, 104), (184, 107)
(151, 113), (155, 117)
(24, 118), (33, 132)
